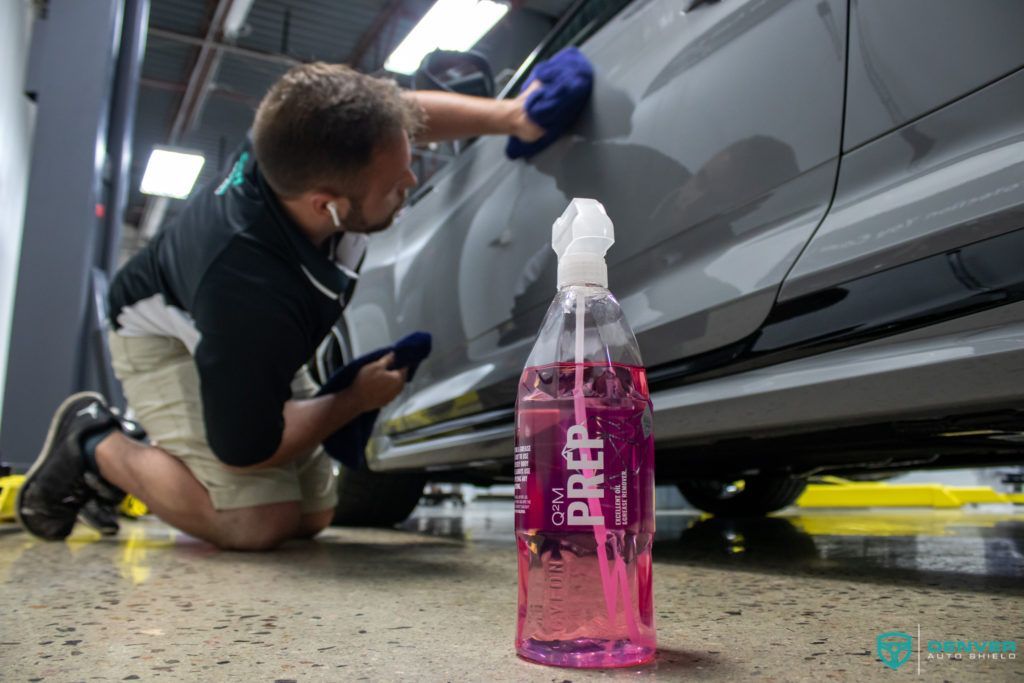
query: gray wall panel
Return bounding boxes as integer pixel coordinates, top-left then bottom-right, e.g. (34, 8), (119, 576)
(0, 0), (36, 442)
(1, 0), (121, 469)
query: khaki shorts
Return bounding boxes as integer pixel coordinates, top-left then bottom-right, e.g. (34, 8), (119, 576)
(108, 332), (338, 513)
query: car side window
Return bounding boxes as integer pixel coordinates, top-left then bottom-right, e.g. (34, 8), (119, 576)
(408, 0), (634, 198)
(500, 0), (635, 100)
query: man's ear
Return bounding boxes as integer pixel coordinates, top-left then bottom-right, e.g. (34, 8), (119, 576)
(309, 192), (351, 224)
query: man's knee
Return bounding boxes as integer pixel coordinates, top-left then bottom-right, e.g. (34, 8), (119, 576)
(214, 502), (302, 551)
(295, 508), (334, 539)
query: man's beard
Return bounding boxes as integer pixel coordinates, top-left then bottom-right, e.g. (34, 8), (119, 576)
(343, 195), (401, 234)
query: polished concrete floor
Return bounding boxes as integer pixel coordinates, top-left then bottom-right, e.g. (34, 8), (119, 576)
(1, 500), (1022, 682)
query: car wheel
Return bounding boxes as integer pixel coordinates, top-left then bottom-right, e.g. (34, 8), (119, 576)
(676, 476), (807, 516)
(332, 464), (427, 527)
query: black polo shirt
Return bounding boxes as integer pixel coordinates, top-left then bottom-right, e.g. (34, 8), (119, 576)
(109, 143), (358, 466)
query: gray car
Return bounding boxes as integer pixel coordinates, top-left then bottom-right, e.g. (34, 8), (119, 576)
(320, 0), (1024, 523)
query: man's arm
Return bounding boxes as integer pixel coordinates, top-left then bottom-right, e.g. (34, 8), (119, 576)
(192, 250), (407, 471)
(232, 391), (362, 472)
(231, 354), (407, 472)
(406, 87), (544, 144)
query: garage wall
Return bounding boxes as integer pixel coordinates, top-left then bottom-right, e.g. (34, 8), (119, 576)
(0, 0), (35, 436)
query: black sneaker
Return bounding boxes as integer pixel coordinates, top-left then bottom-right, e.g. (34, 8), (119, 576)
(16, 392), (119, 540)
(78, 497), (120, 536)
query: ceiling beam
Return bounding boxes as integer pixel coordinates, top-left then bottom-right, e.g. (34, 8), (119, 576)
(169, 0), (233, 141)
(346, 0), (408, 72)
(139, 77), (260, 106)
(140, 0), (249, 237)
(148, 27), (301, 68)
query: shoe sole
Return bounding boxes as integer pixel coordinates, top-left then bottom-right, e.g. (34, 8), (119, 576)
(77, 512), (119, 536)
(15, 391), (106, 540)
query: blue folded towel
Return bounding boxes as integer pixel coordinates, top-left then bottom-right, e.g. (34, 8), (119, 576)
(506, 46), (594, 160)
(315, 331), (432, 469)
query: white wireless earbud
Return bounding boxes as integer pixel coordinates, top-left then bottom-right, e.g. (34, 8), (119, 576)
(327, 201), (341, 228)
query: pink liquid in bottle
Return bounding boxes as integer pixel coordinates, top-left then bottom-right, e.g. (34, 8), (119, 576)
(514, 361), (656, 668)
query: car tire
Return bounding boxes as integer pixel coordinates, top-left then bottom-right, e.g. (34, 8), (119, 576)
(676, 476), (807, 516)
(332, 464), (427, 527)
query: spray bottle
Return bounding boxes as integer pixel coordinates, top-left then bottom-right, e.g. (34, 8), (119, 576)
(514, 198), (656, 668)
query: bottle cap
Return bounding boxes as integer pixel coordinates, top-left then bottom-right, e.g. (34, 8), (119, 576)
(552, 198), (614, 288)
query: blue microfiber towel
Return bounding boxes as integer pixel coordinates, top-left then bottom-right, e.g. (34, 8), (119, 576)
(315, 331), (432, 469)
(506, 46), (594, 160)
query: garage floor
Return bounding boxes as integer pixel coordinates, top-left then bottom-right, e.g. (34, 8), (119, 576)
(1, 501), (1022, 682)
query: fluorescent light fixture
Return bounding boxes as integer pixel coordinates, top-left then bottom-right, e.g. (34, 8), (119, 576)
(223, 0), (256, 41)
(384, 0), (509, 75)
(140, 148), (206, 199)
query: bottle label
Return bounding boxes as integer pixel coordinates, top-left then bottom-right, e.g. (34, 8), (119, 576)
(515, 404), (653, 532)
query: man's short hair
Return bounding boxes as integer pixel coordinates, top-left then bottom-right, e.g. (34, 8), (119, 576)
(252, 62), (423, 198)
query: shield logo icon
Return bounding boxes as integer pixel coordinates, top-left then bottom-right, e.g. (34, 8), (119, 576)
(877, 631), (913, 670)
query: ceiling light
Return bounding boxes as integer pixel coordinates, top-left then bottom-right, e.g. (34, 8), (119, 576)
(140, 148), (206, 199)
(223, 0), (256, 41)
(384, 0), (509, 75)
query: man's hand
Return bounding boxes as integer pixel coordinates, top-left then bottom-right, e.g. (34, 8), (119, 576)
(509, 80), (545, 143)
(352, 353), (407, 411)
(226, 355), (406, 472)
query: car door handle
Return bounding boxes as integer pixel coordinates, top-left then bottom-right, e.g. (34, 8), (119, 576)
(489, 228), (513, 248)
(685, 0), (720, 10)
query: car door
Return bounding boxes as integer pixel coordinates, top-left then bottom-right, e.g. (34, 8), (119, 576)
(347, 0), (850, 468)
(780, 0), (1024, 300)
